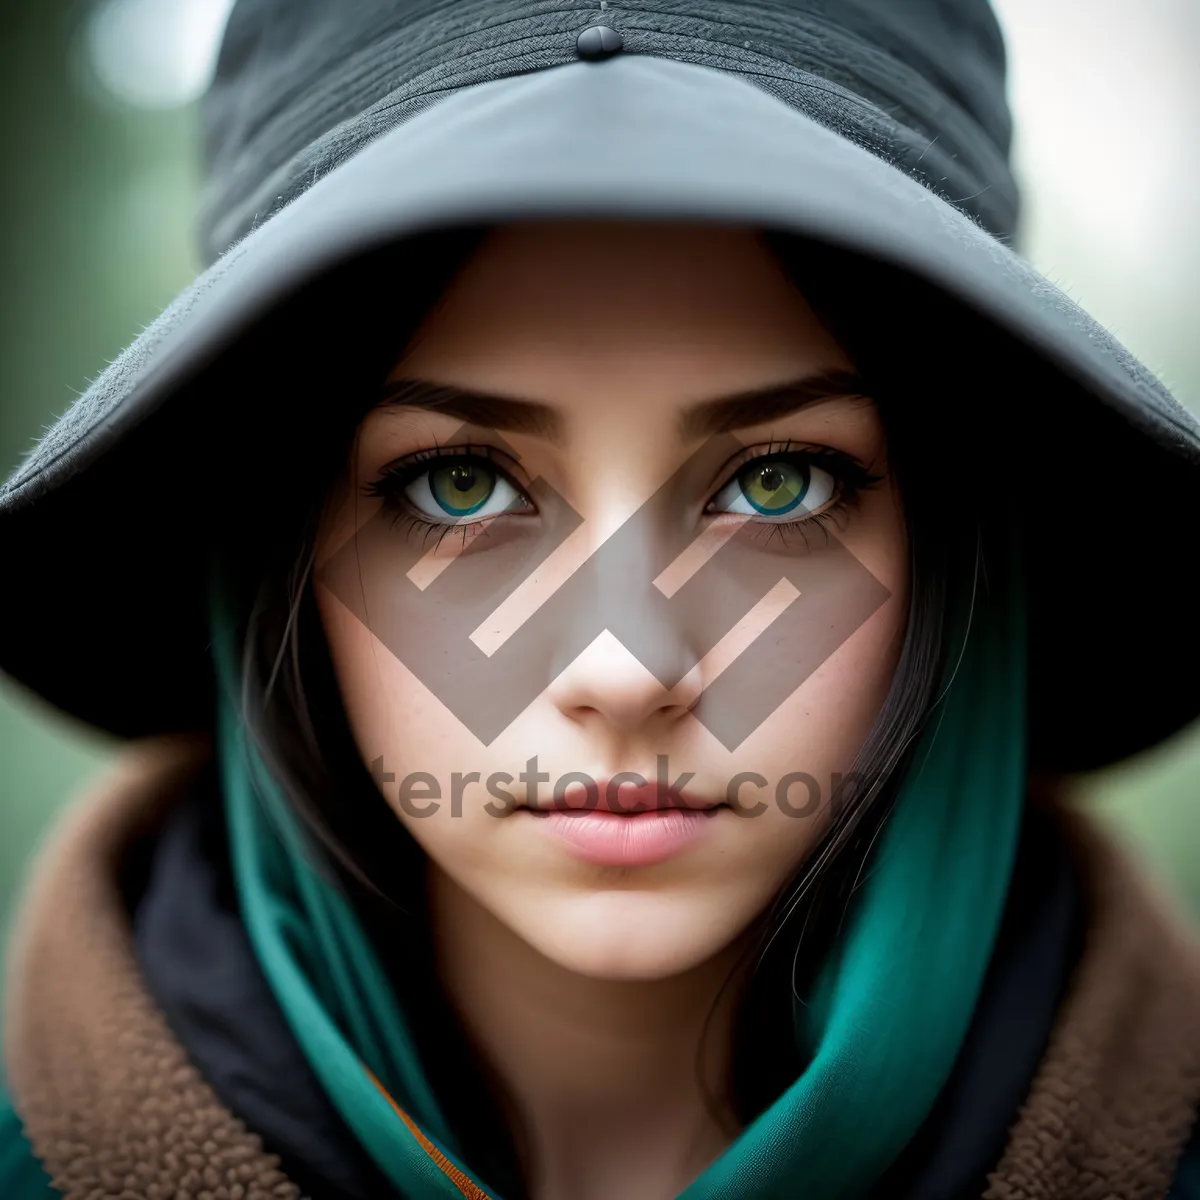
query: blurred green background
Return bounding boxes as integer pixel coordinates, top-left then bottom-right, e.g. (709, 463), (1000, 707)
(1, 0), (1199, 952)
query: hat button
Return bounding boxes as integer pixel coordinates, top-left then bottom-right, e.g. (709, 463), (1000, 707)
(576, 25), (624, 61)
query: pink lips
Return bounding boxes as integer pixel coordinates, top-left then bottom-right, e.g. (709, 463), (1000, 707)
(528, 780), (721, 867)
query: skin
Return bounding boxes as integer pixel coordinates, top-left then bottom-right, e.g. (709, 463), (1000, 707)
(315, 221), (908, 1200)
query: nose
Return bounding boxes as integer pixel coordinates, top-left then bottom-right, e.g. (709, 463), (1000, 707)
(546, 629), (702, 739)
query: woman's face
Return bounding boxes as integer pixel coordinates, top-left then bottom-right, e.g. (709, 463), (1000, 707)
(315, 221), (907, 981)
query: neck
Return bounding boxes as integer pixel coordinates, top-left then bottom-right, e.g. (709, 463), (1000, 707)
(428, 867), (750, 1200)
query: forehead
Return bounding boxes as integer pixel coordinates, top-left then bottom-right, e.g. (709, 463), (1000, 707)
(397, 220), (855, 402)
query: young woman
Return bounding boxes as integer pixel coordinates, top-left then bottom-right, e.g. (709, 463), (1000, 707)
(3, 3), (1200, 1199)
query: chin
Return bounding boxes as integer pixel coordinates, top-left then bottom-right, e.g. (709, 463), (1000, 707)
(539, 936), (722, 982)
(511, 892), (748, 981)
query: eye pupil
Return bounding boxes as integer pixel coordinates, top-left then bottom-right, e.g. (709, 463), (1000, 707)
(759, 466), (785, 494)
(449, 465), (475, 493)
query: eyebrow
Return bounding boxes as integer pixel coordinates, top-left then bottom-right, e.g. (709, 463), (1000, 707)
(678, 369), (871, 439)
(378, 368), (870, 444)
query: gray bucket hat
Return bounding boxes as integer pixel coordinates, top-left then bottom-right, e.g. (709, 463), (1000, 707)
(1, 0), (1198, 771)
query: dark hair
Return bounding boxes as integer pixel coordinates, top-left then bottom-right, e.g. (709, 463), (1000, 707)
(216, 222), (988, 1194)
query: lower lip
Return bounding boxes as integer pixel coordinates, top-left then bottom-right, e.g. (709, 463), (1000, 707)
(530, 808), (718, 867)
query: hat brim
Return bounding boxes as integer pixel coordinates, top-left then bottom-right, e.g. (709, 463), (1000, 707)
(2, 54), (1198, 768)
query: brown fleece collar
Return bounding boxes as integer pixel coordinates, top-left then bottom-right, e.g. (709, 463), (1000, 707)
(4, 738), (1200, 1200)
(984, 804), (1200, 1200)
(2, 737), (301, 1200)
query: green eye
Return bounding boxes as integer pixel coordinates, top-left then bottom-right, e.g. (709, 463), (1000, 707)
(739, 461), (810, 515)
(709, 456), (835, 519)
(401, 455), (526, 523)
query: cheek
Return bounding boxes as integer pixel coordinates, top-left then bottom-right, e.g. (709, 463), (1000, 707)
(315, 584), (506, 876)
(315, 584), (466, 773)
(744, 551), (906, 768)
(715, 579), (907, 872)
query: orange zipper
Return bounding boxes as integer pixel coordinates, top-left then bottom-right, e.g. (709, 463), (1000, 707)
(365, 1066), (494, 1200)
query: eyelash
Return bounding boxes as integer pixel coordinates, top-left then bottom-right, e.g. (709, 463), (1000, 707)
(364, 440), (884, 550)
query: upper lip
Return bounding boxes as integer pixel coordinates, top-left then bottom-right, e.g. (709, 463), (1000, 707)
(530, 780), (722, 814)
